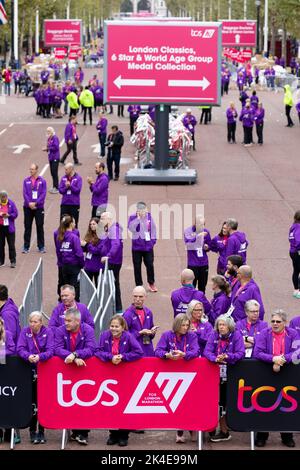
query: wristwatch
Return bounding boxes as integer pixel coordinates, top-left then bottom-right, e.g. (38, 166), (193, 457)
(245, 336), (249, 342)
(72, 352), (78, 360)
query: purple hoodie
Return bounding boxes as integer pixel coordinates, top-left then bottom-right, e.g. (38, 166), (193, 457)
(59, 173), (82, 206)
(289, 316), (300, 338)
(225, 230), (248, 263)
(0, 298), (21, 344)
(47, 135), (60, 162)
(230, 279), (265, 321)
(289, 223), (300, 253)
(123, 304), (155, 357)
(23, 176), (47, 209)
(210, 234), (228, 273)
(5, 329), (16, 356)
(182, 114), (197, 134)
(171, 285), (211, 317)
(17, 325), (54, 362)
(96, 117), (108, 134)
(204, 330), (245, 364)
(128, 105), (141, 118)
(54, 230), (84, 267)
(83, 240), (103, 273)
(226, 108), (238, 124)
(54, 322), (96, 359)
(239, 107), (254, 127)
(0, 199), (18, 234)
(128, 213), (156, 252)
(254, 108), (265, 125)
(192, 321), (213, 356)
(95, 330), (143, 362)
(64, 122), (78, 143)
(49, 302), (94, 330)
(90, 173), (109, 207)
(53, 228), (80, 267)
(100, 223), (123, 265)
(236, 318), (268, 356)
(155, 330), (199, 360)
(296, 102), (300, 114)
(253, 327), (299, 363)
(210, 292), (231, 325)
(184, 226), (211, 267)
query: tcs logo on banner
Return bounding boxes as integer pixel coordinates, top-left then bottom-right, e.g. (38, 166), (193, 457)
(237, 379), (298, 413)
(191, 29), (215, 38)
(57, 372), (196, 413)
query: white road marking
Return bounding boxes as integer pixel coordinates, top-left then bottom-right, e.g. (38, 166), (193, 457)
(9, 123), (14, 127)
(12, 144), (30, 154)
(40, 164), (49, 177)
(0, 128), (7, 136)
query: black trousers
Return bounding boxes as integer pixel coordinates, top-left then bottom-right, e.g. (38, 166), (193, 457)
(69, 108), (78, 118)
(132, 249), (155, 285)
(23, 207), (45, 250)
(85, 269), (99, 287)
(50, 160), (59, 189)
(0, 226), (16, 264)
(57, 266), (63, 299)
(117, 105), (124, 117)
(243, 126), (253, 144)
(60, 205), (80, 228)
(285, 105), (294, 126)
(200, 109), (210, 124)
(227, 122), (236, 142)
(61, 140), (78, 164)
(83, 106), (93, 124)
(223, 82), (229, 94)
(188, 265), (209, 293)
(61, 264), (81, 301)
(109, 429), (129, 441)
(256, 432), (293, 443)
(108, 263), (122, 312)
(256, 122), (264, 144)
(30, 374), (44, 434)
(130, 116), (138, 135)
(98, 133), (106, 157)
(290, 251), (300, 289)
(92, 205), (106, 218)
(107, 149), (121, 179)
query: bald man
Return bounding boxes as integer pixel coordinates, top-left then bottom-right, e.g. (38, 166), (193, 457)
(171, 269), (211, 317)
(59, 163), (82, 227)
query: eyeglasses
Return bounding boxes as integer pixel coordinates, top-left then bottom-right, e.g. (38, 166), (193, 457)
(193, 309), (203, 312)
(248, 310), (259, 313)
(271, 320), (283, 324)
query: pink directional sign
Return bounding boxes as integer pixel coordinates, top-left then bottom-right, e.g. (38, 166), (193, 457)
(222, 21), (256, 47)
(104, 21), (221, 105)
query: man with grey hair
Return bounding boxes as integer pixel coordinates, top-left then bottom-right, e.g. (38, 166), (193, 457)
(59, 162), (82, 227)
(0, 190), (18, 268)
(235, 300), (268, 357)
(225, 218), (248, 264)
(55, 307), (96, 446)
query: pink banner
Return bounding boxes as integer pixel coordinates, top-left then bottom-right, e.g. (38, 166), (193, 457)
(222, 20), (256, 47)
(38, 357), (219, 430)
(54, 47), (67, 59)
(44, 20), (82, 46)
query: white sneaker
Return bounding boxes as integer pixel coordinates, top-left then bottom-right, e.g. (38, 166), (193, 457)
(176, 434), (185, 443)
(293, 290), (299, 297)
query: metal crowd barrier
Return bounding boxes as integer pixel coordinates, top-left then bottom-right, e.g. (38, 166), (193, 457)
(19, 258), (43, 327)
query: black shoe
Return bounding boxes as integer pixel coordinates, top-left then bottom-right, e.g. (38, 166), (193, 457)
(118, 439), (128, 447)
(38, 432), (46, 444)
(70, 433), (77, 441)
(131, 430), (144, 434)
(33, 432), (41, 444)
(255, 439), (266, 447)
(74, 161), (82, 165)
(282, 438), (295, 448)
(76, 434), (88, 445)
(30, 431), (36, 443)
(114, 177), (119, 181)
(59, 160), (65, 165)
(106, 436), (118, 445)
(4, 429), (11, 442)
(210, 431), (231, 442)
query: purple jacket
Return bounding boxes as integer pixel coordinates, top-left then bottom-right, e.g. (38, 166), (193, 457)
(289, 316), (300, 338)
(83, 240), (103, 273)
(192, 321), (213, 356)
(239, 107), (254, 127)
(230, 279), (265, 321)
(236, 318), (268, 353)
(47, 135), (60, 162)
(296, 102), (300, 114)
(5, 330), (16, 356)
(0, 199), (18, 234)
(128, 213), (156, 252)
(123, 304), (155, 357)
(49, 302), (94, 330)
(100, 223), (123, 265)
(0, 298), (21, 344)
(253, 327), (299, 363)
(59, 173), (82, 206)
(289, 223), (300, 253)
(41, 70), (50, 83)
(23, 176), (47, 209)
(96, 330), (143, 362)
(226, 108), (238, 124)
(64, 122), (78, 143)
(155, 330), (199, 360)
(54, 230), (84, 267)
(17, 325), (54, 362)
(96, 117), (108, 134)
(225, 230), (248, 263)
(128, 105), (141, 118)
(53, 228), (80, 267)
(171, 285), (211, 317)
(183, 114), (197, 134)
(250, 95), (259, 109)
(210, 292), (231, 325)
(90, 173), (109, 207)
(184, 226), (211, 267)
(204, 330), (245, 364)
(210, 234), (228, 273)
(254, 108), (265, 125)
(55, 323), (96, 359)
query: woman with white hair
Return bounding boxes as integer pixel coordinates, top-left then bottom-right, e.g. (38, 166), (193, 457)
(204, 315), (245, 443)
(186, 300), (212, 356)
(43, 127), (60, 194)
(17, 311), (54, 445)
(236, 299), (268, 357)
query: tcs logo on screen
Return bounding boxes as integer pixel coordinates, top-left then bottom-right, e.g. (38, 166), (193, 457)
(191, 29), (215, 38)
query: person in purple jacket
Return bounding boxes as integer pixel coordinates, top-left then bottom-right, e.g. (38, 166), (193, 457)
(0, 285), (21, 344)
(236, 300), (268, 357)
(210, 222), (229, 274)
(81, 218), (103, 286)
(229, 265), (265, 321)
(60, 116), (81, 165)
(210, 275), (231, 325)
(186, 300), (213, 356)
(239, 99), (254, 146)
(96, 112), (108, 157)
(226, 102), (238, 143)
(205, 315), (245, 443)
(54, 215), (84, 300)
(128, 105), (141, 135)
(40, 69), (50, 84)
(224, 254), (243, 288)
(128, 201), (157, 292)
(254, 102), (264, 145)
(123, 286), (159, 357)
(49, 284), (94, 330)
(289, 210), (300, 298)
(22, 163), (47, 254)
(225, 218), (248, 264)
(0, 190), (18, 268)
(17, 311), (54, 445)
(87, 162), (109, 218)
(155, 313), (199, 444)
(96, 315), (143, 447)
(250, 90), (259, 110)
(289, 313), (300, 337)
(59, 163), (82, 227)
(182, 109), (197, 150)
(253, 309), (298, 448)
(43, 127), (60, 194)
(0, 317), (16, 359)
(99, 212), (123, 312)
(171, 269), (211, 317)
(184, 215), (211, 293)
(55, 308), (96, 446)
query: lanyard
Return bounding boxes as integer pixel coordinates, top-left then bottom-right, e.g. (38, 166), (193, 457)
(31, 329), (41, 354)
(272, 331), (286, 356)
(217, 336), (230, 355)
(174, 334), (187, 353)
